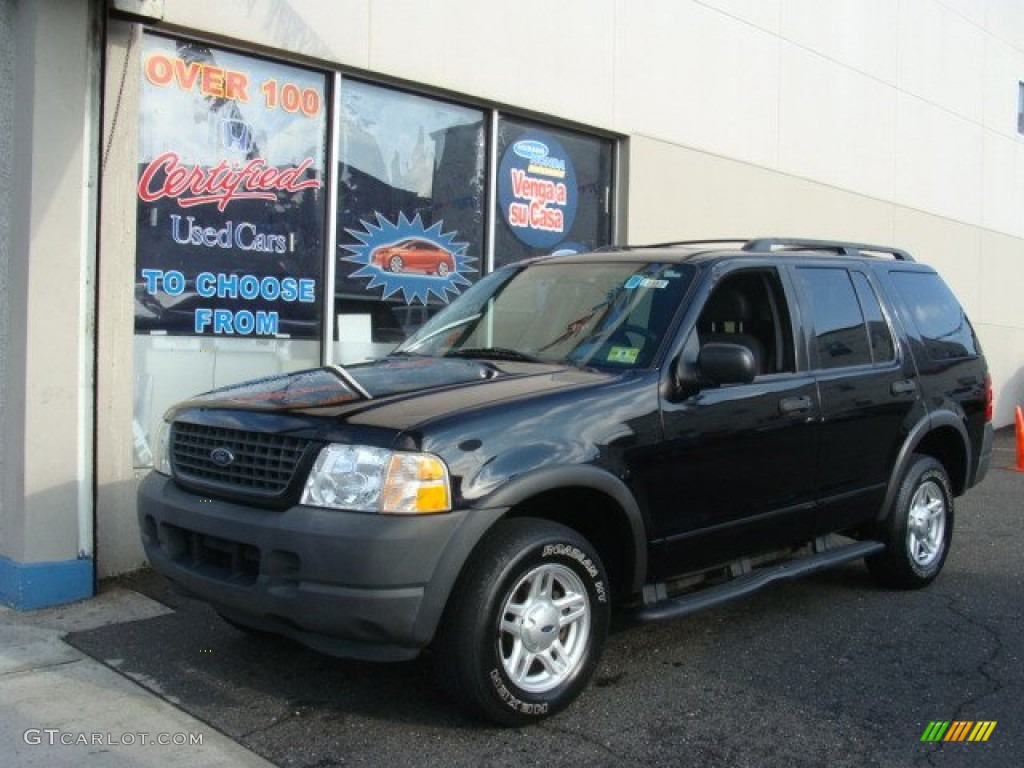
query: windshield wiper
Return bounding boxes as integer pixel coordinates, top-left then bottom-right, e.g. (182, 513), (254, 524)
(401, 312), (483, 353)
(445, 347), (543, 363)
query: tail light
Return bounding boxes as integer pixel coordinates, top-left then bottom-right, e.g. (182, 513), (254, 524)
(984, 373), (993, 423)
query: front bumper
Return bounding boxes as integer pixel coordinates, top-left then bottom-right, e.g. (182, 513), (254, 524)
(138, 472), (505, 661)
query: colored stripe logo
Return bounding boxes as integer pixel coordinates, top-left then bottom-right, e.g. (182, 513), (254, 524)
(921, 721), (997, 742)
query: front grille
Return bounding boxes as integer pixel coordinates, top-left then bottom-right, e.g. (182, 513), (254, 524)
(171, 422), (313, 496)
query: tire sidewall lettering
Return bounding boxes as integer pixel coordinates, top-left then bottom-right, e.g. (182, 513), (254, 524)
(485, 536), (609, 717)
(541, 543), (608, 603)
(488, 668), (549, 717)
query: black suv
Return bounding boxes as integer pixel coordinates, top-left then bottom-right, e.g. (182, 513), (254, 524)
(138, 238), (994, 725)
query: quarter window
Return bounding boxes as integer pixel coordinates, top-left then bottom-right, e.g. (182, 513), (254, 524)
(890, 271), (979, 360)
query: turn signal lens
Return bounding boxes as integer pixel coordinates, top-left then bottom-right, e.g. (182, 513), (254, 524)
(381, 454), (451, 514)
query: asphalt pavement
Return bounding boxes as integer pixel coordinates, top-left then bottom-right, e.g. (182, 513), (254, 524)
(3, 428), (1021, 767)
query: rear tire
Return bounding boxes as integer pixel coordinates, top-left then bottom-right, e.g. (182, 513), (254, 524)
(866, 454), (953, 589)
(435, 518), (610, 726)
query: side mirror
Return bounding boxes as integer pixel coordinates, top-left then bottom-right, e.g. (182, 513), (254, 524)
(697, 342), (756, 386)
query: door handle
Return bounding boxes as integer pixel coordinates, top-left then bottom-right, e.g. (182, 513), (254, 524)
(891, 379), (917, 396)
(779, 395), (813, 415)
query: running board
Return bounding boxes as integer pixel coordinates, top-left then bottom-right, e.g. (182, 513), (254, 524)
(633, 540), (885, 623)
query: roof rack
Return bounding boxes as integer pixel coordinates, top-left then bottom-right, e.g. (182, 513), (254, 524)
(626, 239), (751, 250)
(742, 237), (914, 262)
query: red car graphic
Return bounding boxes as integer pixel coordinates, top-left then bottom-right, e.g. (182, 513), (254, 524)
(371, 239), (455, 277)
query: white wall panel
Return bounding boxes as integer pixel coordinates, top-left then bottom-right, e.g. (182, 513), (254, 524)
(985, 0), (1024, 53)
(615, 0), (780, 167)
(898, 0), (985, 122)
(982, 33), (1024, 139)
(896, 93), (983, 223)
(982, 132), (1024, 238)
(626, 135), (897, 247)
(977, 229), (1024, 329)
(778, 43), (896, 198)
(696, 0), (781, 32)
(781, 0), (898, 84)
(368, 0), (616, 128)
(938, 0), (987, 27)
(159, 0), (372, 66)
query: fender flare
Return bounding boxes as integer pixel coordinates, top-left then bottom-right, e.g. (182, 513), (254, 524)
(474, 464), (649, 594)
(879, 410), (970, 520)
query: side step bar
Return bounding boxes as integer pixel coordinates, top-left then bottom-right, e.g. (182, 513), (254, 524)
(633, 540), (885, 623)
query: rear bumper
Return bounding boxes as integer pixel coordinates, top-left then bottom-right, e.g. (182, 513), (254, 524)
(974, 423), (994, 487)
(138, 472), (505, 661)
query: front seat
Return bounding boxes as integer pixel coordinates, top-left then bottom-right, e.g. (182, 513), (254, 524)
(698, 289), (765, 375)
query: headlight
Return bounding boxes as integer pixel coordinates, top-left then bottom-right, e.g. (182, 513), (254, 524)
(301, 444), (451, 514)
(152, 420), (172, 475)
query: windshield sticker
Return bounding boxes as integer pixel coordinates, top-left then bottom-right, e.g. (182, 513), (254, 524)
(607, 346), (639, 364)
(341, 212), (475, 305)
(624, 276), (669, 290)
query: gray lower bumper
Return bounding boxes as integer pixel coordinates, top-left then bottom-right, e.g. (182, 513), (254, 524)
(974, 423), (994, 487)
(138, 472), (505, 661)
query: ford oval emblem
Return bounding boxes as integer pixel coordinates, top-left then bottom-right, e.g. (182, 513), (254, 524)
(209, 447), (236, 467)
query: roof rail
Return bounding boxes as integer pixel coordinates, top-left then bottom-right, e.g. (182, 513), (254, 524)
(742, 237), (914, 262)
(630, 239), (750, 250)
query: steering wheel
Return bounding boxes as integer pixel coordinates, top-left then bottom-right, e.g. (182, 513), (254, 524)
(609, 323), (658, 347)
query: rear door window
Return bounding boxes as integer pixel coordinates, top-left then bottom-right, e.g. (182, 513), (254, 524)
(796, 267), (872, 369)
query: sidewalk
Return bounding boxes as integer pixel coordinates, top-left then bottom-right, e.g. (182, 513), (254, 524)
(0, 585), (273, 767)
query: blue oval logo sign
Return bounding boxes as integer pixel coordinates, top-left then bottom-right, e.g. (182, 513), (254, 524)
(209, 447), (235, 467)
(499, 132), (578, 249)
(513, 139), (549, 162)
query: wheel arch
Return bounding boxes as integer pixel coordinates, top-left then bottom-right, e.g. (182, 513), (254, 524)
(880, 411), (971, 520)
(476, 465), (648, 597)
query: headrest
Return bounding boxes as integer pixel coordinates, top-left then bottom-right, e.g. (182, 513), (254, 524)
(702, 289), (753, 322)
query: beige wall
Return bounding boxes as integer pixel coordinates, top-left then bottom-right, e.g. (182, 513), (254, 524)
(96, 21), (146, 577)
(1, 0), (97, 578)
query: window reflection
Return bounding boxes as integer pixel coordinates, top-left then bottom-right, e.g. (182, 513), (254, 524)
(334, 80), (486, 362)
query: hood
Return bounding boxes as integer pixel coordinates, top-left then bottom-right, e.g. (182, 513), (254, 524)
(170, 357), (613, 426)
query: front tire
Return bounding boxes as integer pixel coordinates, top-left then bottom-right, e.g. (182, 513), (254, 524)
(435, 518), (610, 726)
(867, 454), (953, 589)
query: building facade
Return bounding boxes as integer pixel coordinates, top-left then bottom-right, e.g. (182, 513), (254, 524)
(1, 0), (1022, 609)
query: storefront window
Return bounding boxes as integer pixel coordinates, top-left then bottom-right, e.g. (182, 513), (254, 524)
(334, 79), (486, 362)
(128, 37), (617, 465)
(495, 117), (614, 267)
(133, 34), (327, 465)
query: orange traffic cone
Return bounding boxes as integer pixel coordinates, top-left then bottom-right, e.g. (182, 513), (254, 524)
(1016, 405), (1024, 472)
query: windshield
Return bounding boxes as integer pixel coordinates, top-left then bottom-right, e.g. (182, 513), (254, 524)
(396, 261), (695, 368)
